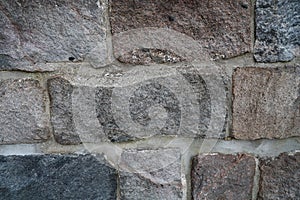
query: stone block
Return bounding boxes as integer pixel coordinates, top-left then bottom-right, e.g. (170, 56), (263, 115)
(254, 0), (300, 62)
(0, 78), (49, 144)
(191, 153), (256, 200)
(48, 77), (81, 145)
(259, 152), (300, 199)
(119, 148), (183, 200)
(233, 67), (300, 139)
(0, 154), (117, 199)
(109, 0), (251, 62)
(0, 0), (108, 71)
(53, 64), (227, 143)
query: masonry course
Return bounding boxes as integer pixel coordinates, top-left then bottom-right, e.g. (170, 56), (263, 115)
(0, 0), (299, 199)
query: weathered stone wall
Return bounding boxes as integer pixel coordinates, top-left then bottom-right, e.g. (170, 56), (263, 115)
(0, 0), (299, 199)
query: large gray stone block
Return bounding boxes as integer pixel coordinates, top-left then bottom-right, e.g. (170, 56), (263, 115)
(0, 0), (108, 71)
(191, 153), (256, 200)
(0, 154), (117, 200)
(254, 0), (300, 62)
(119, 148), (183, 200)
(259, 152), (300, 199)
(233, 66), (300, 139)
(109, 0), (251, 62)
(50, 64), (227, 144)
(0, 78), (49, 144)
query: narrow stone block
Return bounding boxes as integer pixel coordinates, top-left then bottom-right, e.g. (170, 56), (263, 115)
(119, 148), (183, 200)
(0, 154), (117, 199)
(0, 78), (49, 144)
(109, 0), (251, 62)
(233, 67), (300, 139)
(48, 77), (81, 145)
(0, 0), (108, 70)
(191, 153), (256, 200)
(259, 152), (300, 199)
(254, 0), (300, 62)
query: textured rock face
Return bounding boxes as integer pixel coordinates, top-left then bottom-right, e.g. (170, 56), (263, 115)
(117, 48), (184, 65)
(259, 152), (300, 199)
(0, 78), (49, 144)
(191, 153), (256, 200)
(232, 67), (300, 139)
(48, 77), (81, 145)
(255, 0), (300, 62)
(119, 149), (183, 200)
(109, 0), (251, 60)
(54, 65), (227, 143)
(0, 0), (108, 70)
(0, 154), (117, 199)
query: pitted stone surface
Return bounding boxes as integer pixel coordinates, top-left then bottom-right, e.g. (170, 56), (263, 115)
(233, 67), (300, 139)
(119, 149), (183, 200)
(254, 0), (300, 62)
(48, 77), (81, 145)
(191, 153), (256, 200)
(110, 0), (251, 60)
(259, 152), (300, 199)
(0, 154), (117, 200)
(118, 48), (184, 65)
(0, 0), (108, 70)
(0, 78), (49, 144)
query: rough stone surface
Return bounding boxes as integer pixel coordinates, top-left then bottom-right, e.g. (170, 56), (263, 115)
(0, 78), (49, 144)
(54, 65), (227, 143)
(0, 0), (108, 71)
(118, 48), (184, 65)
(191, 153), (256, 200)
(119, 148), (183, 200)
(233, 67), (300, 140)
(0, 154), (117, 200)
(48, 77), (81, 145)
(110, 0), (251, 60)
(254, 0), (300, 62)
(259, 152), (300, 199)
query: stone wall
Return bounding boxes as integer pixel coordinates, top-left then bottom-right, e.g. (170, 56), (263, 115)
(0, 0), (299, 199)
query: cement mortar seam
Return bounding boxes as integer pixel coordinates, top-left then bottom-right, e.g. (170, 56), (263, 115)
(252, 157), (260, 200)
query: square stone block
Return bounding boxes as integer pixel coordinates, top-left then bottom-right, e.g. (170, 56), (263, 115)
(0, 78), (49, 144)
(233, 67), (300, 139)
(191, 153), (256, 200)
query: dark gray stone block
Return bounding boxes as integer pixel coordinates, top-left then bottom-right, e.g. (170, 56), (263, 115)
(254, 0), (300, 62)
(0, 78), (50, 144)
(0, 0), (108, 70)
(259, 152), (300, 199)
(191, 153), (256, 200)
(0, 154), (118, 200)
